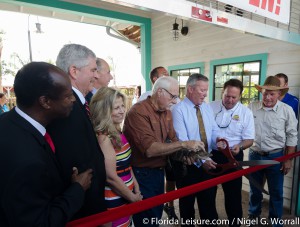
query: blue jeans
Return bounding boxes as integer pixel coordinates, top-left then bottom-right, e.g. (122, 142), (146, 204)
(132, 167), (165, 227)
(248, 150), (284, 227)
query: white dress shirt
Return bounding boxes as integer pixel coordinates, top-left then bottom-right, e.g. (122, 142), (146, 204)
(138, 90), (152, 102)
(72, 87), (85, 105)
(172, 97), (220, 152)
(210, 100), (255, 149)
(15, 106), (46, 136)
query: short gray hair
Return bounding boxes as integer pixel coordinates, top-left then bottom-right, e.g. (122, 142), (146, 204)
(186, 73), (208, 94)
(56, 44), (96, 73)
(152, 76), (178, 94)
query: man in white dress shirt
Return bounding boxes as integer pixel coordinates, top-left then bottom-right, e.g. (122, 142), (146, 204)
(210, 79), (255, 227)
(172, 73), (219, 226)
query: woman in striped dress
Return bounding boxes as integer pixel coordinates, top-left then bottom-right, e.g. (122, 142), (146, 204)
(90, 87), (142, 227)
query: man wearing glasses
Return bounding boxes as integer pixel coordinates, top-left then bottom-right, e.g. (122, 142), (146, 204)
(124, 76), (203, 227)
(210, 79), (254, 227)
(172, 73), (220, 226)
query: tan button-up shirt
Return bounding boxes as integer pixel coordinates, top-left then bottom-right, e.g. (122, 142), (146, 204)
(124, 97), (178, 168)
(249, 100), (298, 152)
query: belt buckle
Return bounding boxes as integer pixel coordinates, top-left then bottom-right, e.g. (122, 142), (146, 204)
(261, 151), (269, 156)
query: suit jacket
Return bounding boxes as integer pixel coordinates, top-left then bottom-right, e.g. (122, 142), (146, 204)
(0, 109), (84, 227)
(47, 91), (106, 220)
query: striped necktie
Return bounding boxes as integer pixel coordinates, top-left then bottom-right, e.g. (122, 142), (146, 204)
(84, 100), (91, 118)
(195, 105), (208, 152)
(44, 132), (55, 153)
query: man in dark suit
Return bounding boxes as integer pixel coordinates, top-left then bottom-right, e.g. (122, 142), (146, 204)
(0, 62), (93, 226)
(47, 44), (107, 221)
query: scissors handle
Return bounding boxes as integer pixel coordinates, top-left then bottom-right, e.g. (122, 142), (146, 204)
(217, 138), (236, 161)
(207, 138), (240, 175)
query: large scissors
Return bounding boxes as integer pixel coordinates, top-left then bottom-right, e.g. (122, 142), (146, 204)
(207, 138), (279, 194)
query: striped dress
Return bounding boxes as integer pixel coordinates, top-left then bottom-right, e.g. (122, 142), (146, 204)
(105, 133), (134, 227)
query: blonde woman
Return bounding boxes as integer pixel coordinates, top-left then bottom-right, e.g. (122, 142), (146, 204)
(90, 87), (142, 227)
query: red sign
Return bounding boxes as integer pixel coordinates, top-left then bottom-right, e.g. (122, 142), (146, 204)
(216, 0), (289, 24)
(217, 16), (228, 24)
(191, 6), (212, 22)
(249, 0), (281, 15)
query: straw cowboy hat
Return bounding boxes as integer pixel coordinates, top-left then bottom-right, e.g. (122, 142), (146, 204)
(255, 76), (289, 96)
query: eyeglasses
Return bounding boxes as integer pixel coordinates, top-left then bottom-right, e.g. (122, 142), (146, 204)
(215, 103), (239, 128)
(162, 88), (178, 100)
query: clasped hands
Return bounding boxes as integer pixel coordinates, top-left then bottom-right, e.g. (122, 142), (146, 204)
(216, 139), (240, 156)
(181, 141), (215, 167)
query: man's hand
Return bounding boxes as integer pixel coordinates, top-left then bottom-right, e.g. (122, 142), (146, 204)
(185, 140), (205, 152)
(230, 144), (240, 156)
(183, 155), (197, 165)
(72, 167), (93, 191)
(217, 139), (240, 156)
(281, 160), (292, 175)
(202, 159), (217, 170)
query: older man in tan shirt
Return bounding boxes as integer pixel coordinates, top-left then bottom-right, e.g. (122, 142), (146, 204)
(124, 76), (203, 227)
(248, 76), (298, 227)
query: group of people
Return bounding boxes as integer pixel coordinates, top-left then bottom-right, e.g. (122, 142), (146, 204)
(0, 42), (298, 227)
(0, 44), (122, 227)
(127, 70), (298, 227)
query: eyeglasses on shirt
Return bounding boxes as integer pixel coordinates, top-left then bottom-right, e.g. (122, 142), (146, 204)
(215, 103), (239, 128)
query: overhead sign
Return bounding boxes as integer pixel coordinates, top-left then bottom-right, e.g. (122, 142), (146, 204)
(191, 6), (212, 22)
(217, 0), (290, 24)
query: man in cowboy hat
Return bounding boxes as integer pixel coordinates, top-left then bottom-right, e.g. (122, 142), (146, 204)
(247, 76), (298, 227)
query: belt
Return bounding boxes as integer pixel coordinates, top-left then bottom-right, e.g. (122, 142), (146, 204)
(251, 148), (283, 156)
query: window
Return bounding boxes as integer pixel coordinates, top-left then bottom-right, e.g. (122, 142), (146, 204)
(210, 54), (267, 104)
(171, 68), (200, 99)
(169, 62), (204, 99)
(214, 61), (260, 105)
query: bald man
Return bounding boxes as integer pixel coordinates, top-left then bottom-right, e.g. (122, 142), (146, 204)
(86, 58), (113, 103)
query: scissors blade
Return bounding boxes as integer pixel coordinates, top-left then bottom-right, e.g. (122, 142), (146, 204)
(244, 174), (269, 195)
(238, 160), (279, 166)
(234, 165), (270, 195)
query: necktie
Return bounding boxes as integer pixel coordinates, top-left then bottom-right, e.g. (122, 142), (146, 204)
(195, 105), (208, 152)
(44, 132), (55, 153)
(84, 100), (91, 118)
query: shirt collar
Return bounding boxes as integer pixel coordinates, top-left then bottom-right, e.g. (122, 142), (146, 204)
(15, 106), (46, 136)
(262, 100), (279, 112)
(91, 87), (98, 95)
(184, 97), (200, 108)
(147, 97), (165, 113)
(221, 101), (240, 113)
(72, 87), (85, 105)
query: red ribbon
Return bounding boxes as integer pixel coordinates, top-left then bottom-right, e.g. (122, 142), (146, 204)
(67, 151), (300, 227)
